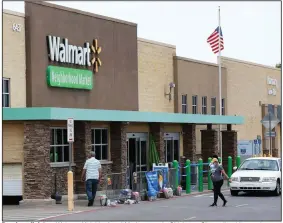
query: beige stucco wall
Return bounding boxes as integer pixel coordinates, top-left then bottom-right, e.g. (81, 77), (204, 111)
(126, 123), (149, 133)
(138, 38), (176, 112)
(222, 57), (281, 143)
(174, 57), (227, 115)
(3, 10), (26, 107)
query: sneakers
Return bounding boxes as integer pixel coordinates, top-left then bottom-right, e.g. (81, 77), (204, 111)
(87, 199), (94, 207)
(223, 200), (227, 207)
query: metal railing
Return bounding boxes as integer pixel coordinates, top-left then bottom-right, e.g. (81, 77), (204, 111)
(103, 172), (127, 200)
(101, 156), (240, 201)
(131, 171), (147, 198)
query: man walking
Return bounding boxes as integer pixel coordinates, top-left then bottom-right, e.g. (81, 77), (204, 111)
(81, 151), (102, 206)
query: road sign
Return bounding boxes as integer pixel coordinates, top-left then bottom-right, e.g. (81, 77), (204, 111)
(67, 118), (74, 142)
(261, 112), (280, 130)
(254, 139), (258, 144)
(257, 135), (261, 140)
(265, 131), (276, 138)
(258, 139), (261, 144)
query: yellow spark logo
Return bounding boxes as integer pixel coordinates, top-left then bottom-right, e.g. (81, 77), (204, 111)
(91, 39), (102, 73)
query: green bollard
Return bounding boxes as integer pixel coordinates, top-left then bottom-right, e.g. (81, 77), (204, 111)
(236, 156), (241, 169)
(218, 157), (222, 164)
(208, 157), (212, 190)
(198, 159), (203, 192)
(228, 156), (232, 186)
(172, 160), (179, 190)
(186, 159), (191, 194)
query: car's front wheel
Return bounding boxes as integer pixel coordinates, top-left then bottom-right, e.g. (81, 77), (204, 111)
(273, 180), (281, 196)
(230, 190), (239, 196)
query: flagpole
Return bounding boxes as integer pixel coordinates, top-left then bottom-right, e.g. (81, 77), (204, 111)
(218, 6), (222, 161)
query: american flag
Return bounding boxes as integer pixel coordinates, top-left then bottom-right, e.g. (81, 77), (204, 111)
(207, 26), (224, 54)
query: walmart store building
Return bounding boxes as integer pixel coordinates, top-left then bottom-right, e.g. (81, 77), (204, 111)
(2, 1), (280, 203)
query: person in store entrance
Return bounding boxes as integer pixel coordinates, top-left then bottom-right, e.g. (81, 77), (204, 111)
(210, 158), (230, 207)
(81, 151), (102, 206)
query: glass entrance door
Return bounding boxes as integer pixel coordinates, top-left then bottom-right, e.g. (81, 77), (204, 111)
(136, 138), (147, 172)
(126, 133), (148, 190)
(164, 133), (180, 163)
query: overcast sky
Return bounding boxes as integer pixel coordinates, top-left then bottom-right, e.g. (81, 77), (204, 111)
(3, 1), (281, 67)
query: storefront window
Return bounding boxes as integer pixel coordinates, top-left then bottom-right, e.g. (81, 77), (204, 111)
(50, 128), (69, 163)
(211, 97), (216, 115)
(2, 78), (10, 108)
(222, 98), (225, 115)
(202, 96), (207, 114)
(192, 95), (198, 114)
(181, 94), (187, 113)
(91, 128), (108, 160)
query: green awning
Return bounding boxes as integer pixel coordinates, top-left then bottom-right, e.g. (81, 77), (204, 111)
(3, 107), (245, 125)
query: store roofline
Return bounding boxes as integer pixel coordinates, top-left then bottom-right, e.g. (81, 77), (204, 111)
(174, 56), (225, 68)
(3, 9), (25, 17)
(138, 38), (176, 49)
(221, 56), (281, 71)
(3, 107), (244, 125)
(25, 0), (137, 27)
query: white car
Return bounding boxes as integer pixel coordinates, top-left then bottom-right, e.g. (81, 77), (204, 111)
(230, 157), (281, 196)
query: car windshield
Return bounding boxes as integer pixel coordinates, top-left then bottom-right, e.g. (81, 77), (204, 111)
(238, 159), (279, 171)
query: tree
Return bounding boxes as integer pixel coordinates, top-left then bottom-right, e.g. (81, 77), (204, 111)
(275, 63), (281, 68)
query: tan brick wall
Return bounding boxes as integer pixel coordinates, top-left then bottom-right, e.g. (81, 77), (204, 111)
(3, 10), (26, 108)
(138, 38), (176, 112)
(222, 57), (281, 142)
(3, 123), (24, 163)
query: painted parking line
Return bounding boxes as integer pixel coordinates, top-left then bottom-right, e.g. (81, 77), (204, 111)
(184, 216), (196, 220)
(37, 211), (84, 221)
(194, 192), (230, 198)
(235, 204), (248, 208)
(194, 194), (206, 197)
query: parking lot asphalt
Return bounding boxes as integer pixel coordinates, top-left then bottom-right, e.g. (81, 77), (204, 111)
(40, 191), (282, 221)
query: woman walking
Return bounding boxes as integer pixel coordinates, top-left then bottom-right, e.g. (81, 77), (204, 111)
(209, 154), (221, 192)
(210, 158), (230, 207)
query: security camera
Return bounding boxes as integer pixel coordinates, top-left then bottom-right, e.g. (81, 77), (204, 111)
(169, 82), (175, 88)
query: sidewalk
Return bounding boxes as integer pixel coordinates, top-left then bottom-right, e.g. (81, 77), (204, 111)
(3, 187), (229, 221)
(3, 200), (104, 221)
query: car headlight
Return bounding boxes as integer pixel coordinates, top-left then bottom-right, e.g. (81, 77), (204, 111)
(262, 177), (276, 182)
(230, 177), (239, 182)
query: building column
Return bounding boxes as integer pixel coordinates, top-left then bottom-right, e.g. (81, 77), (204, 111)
(222, 125), (237, 169)
(22, 121), (52, 202)
(149, 123), (165, 163)
(201, 124), (218, 163)
(73, 121), (92, 194)
(182, 124), (196, 162)
(272, 149), (279, 157)
(110, 122), (127, 188)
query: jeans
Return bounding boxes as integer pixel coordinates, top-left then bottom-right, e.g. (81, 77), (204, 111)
(85, 179), (99, 201)
(212, 179), (226, 204)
